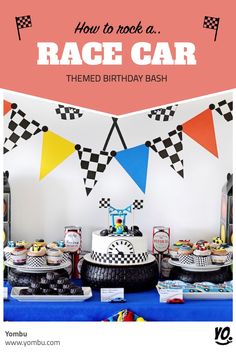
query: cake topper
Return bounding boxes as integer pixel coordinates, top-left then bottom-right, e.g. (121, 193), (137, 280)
(99, 198), (143, 237)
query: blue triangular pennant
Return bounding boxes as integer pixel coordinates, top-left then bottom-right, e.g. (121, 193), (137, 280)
(115, 144), (149, 193)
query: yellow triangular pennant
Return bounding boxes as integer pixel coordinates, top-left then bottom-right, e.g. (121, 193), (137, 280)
(40, 130), (75, 180)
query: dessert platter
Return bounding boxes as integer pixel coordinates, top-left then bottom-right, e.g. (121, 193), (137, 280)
(168, 237), (233, 271)
(168, 237), (233, 282)
(81, 202), (158, 291)
(157, 280), (233, 300)
(4, 239), (72, 266)
(169, 259), (232, 272)
(4, 260), (71, 273)
(4, 239), (73, 286)
(10, 272), (92, 302)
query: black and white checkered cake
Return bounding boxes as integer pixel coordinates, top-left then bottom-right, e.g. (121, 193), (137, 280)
(91, 230), (148, 266)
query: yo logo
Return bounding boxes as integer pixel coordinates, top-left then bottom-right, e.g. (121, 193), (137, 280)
(215, 327), (233, 345)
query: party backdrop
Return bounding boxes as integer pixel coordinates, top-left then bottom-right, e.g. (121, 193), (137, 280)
(3, 90), (233, 250)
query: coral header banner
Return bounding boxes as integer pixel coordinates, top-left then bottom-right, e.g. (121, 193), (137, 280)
(0, 0), (234, 114)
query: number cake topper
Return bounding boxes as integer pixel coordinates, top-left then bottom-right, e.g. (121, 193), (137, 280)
(98, 198), (144, 237)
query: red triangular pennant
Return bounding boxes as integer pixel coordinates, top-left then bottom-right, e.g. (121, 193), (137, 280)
(3, 100), (12, 115)
(182, 109), (218, 157)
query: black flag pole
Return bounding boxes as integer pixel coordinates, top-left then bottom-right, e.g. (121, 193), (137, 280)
(15, 18), (21, 40)
(214, 18), (220, 41)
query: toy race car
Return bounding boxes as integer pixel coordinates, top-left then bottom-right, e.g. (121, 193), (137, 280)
(167, 298), (184, 304)
(100, 225), (142, 237)
(110, 297), (127, 303)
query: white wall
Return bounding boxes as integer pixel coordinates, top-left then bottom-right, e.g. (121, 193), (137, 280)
(3, 91), (233, 251)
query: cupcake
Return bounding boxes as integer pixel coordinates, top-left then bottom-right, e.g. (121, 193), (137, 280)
(16, 240), (32, 249)
(169, 246), (179, 261)
(179, 240), (193, 247)
(173, 241), (184, 248)
(47, 241), (58, 249)
(178, 245), (193, 264)
(46, 248), (63, 266)
(173, 240), (193, 248)
(33, 239), (47, 248)
(27, 245), (47, 267)
(56, 241), (71, 261)
(4, 240), (15, 261)
(210, 236), (223, 249)
(11, 245), (27, 265)
(219, 244), (233, 262)
(193, 241), (211, 267)
(193, 240), (210, 250)
(211, 248), (228, 265)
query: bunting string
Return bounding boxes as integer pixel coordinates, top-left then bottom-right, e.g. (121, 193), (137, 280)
(3, 98), (233, 195)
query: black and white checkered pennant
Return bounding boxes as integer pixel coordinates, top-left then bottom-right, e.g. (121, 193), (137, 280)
(148, 105), (178, 121)
(10, 106), (26, 120)
(99, 198), (111, 208)
(55, 104), (83, 120)
(133, 200), (144, 210)
(203, 16), (219, 30)
(77, 148), (113, 195)
(150, 128), (184, 178)
(215, 100), (233, 122)
(4, 109), (41, 154)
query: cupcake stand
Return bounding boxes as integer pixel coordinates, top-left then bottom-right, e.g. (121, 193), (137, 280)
(168, 259), (233, 283)
(4, 259), (72, 287)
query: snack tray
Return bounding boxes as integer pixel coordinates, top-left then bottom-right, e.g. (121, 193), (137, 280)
(156, 287), (232, 300)
(11, 287), (92, 302)
(169, 259), (232, 272)
(4, 260), (71, 273)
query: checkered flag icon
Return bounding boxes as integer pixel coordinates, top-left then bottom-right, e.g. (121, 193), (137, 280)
(150, 127), (184, 178)
(15, 15), (32, 40)
(203, 16), (220, 41)
(77, 147), (114, 196)
(55, 104), (83, 120)
(99, 198), (111, 208)
(203, 16), (219, 30)
(215, 100), (233, 122)
(4, 109), (41, 154)
(133, 200), (144, 210)
(148, 105), (178, 121)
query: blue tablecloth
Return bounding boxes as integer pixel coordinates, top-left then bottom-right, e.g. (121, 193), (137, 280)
(4, 281), (232, 322)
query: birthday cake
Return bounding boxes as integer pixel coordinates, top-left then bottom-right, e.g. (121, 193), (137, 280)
(81, 201), (158, 291)
(91, 230), (148, 265)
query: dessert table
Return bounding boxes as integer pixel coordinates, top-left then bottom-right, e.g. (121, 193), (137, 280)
(3, 280), (232, 322)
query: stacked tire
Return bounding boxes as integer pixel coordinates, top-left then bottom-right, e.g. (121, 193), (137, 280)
(81, 258), (158, 291)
